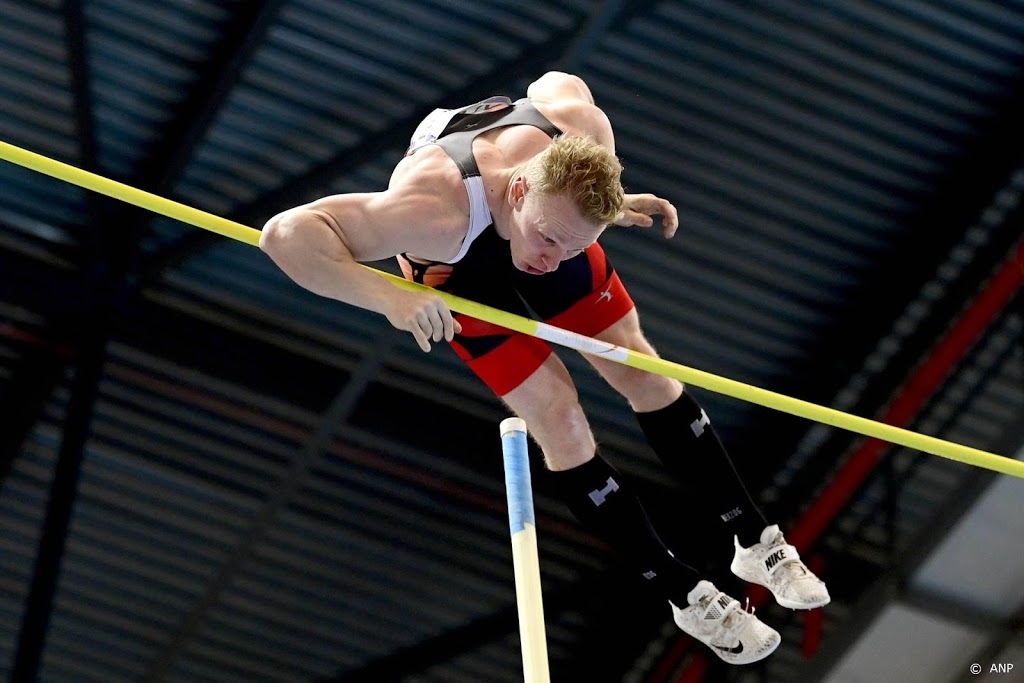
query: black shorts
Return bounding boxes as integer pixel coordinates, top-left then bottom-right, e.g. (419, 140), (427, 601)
(398, 227), (634, 395)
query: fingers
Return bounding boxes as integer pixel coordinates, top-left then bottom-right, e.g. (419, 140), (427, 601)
(386, 290), (464, 352)
(662, 203), (679, 238)
(427, 300), (460, 343)
(426, 307), (446, 342)
(410, 319), (432, 352)
(622, 193), (679, 238)
(402, 295), (460, 352)
(620, 209), (654, 227)
(442, 310), (461, 341)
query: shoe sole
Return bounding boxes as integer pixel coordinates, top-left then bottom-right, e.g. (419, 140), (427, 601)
(731, 564), (831, 611)
(775, 595), (830, 610)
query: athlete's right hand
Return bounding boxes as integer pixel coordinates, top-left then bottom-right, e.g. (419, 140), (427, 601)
(384, 289), (462, 352)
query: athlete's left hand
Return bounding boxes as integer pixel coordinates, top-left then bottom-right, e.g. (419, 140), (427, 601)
(613, 193), (679, 238)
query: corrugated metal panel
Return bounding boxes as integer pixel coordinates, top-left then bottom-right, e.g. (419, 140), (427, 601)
(87, 0), (244, 179)
(1, 2), (1022, 681)
(0, 0), (84, 255)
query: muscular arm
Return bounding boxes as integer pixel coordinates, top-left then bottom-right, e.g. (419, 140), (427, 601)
(261, 191), (410, 310)
(260, 181), (465, 350)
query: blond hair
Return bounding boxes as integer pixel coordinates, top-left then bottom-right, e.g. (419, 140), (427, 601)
(523, 135), (623, 225)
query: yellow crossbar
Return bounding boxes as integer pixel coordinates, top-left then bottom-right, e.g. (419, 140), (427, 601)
(2, 138), (1020, 478)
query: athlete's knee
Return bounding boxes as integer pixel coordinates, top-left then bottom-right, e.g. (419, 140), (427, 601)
(527, 398), (595, 471)
(547, 395), (591, 437)
(527, 383), (590, 436)
(598, 309), (657, 354)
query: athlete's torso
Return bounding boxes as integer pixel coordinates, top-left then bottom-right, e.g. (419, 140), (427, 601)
(394, 98), (564, 264)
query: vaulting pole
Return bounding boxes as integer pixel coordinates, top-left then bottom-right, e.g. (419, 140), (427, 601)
(500, 418), (549, 683)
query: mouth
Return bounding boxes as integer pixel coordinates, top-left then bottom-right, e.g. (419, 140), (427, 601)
(515, 257), (544, 274)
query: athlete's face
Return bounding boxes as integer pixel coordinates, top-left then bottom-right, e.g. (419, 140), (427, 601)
(507, 178), (604, 275)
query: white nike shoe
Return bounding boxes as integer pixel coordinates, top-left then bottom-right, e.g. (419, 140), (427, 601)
(731, 524), (830, 610)
(670, 580), (781, 665)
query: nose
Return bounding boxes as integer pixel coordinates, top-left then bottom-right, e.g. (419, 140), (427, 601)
(539, 249), (563, 272)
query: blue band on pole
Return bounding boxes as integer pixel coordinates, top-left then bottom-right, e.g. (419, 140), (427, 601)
(502, 431), (536, 535)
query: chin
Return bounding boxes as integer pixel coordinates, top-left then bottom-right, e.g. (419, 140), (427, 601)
(510, 255), (528, 272)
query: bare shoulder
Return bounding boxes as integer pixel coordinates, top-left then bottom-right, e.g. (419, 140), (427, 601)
(527, 71), (594, 104)
(382, 149), (471, 260)
(532, 99), (615, 151)
(524, 72), (614, 149)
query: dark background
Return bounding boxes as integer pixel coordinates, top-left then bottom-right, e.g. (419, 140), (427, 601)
(1, 1), (1022, 681)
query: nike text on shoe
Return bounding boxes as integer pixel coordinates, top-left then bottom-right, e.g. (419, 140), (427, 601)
(731, 524), (831, 610)
(670, 580), (781, 665)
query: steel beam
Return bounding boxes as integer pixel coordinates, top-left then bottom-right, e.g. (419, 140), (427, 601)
(9, 2), (102, 677)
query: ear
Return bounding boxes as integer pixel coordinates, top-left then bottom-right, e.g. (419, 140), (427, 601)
(509, 175), (528, 208)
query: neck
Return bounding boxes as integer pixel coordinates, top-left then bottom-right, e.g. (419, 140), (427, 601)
(492, 165), (524, 239)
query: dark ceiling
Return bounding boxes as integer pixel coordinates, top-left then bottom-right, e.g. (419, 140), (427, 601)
(1, 1), (1022, 682)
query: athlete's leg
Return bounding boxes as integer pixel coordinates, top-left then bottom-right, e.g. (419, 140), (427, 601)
(501, 335), (791, 656)
(401, 239), (705, 604)
(586, 307), (768, 549)
(499, 351), (591, 471)
(500, 351), (702, 606)
(515, 244), (770, 548)
(585, 297), (830, 609)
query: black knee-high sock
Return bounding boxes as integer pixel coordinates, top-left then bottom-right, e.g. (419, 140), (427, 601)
(548, 454), (702, 607)
(636, 391), (768, 548)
